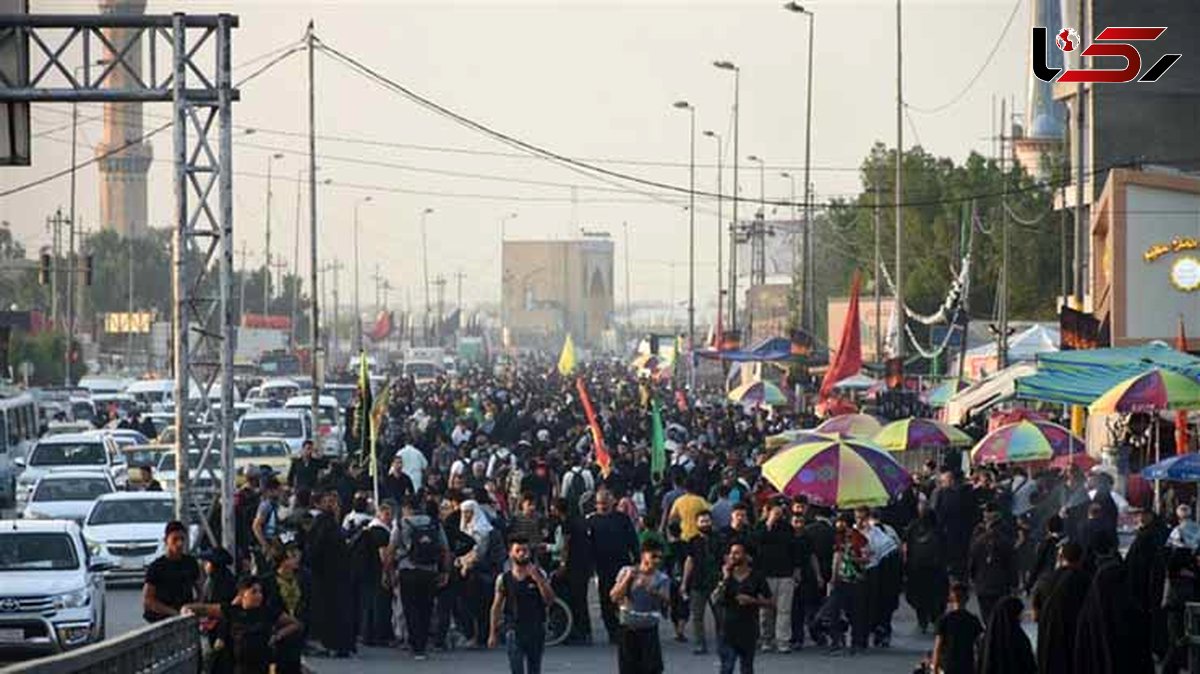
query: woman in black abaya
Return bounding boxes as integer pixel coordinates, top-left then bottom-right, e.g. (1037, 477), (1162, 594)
(976, 596), (1036, 674)
(903, 502), (947, 632)
(1072, 561), (1154, 674)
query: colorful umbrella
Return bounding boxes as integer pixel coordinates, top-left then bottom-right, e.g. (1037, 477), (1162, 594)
(922, 378), (970, 408)
(873, 418), (973, 452)
(1089, 368), (1200, 414)
(971, 420), (1084, 464)
(1143, 454), (1200, 481)
(766, 429), (834, 451)
(815, 413), (884, 439)
(1050, 452), (1098, 471)
(728, 380), (788, 406)
(762, 438), (911, 508)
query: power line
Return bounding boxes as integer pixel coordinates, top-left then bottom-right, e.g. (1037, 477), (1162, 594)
(907, 0), (1024, 115)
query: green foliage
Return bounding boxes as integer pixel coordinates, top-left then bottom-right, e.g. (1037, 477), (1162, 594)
(7, 330), (85, 386)
(813, 143), (1062, 341)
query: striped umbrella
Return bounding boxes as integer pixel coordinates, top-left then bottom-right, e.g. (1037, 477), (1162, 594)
(1089, 368), (1200, 414)
(971, 420), (1083, 464)
(815, 413), (884, 439)
(766, 429), (834, 451)
(728, 380), (788, 406)
(762, 438), (911, 508)
(873, 418), (974, 452)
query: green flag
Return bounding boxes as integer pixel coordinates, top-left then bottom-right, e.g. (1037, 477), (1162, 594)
(650, 397), (666, 482)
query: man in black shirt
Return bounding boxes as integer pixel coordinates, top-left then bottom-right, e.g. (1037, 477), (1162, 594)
(183, 576), (302, 674)
(713, 542), (772, 674)
(287, 441), (325, 493)
(586, 488), (639, 644)
(143, 521), (201, 622)
(789, 512), (824, 649)
(488, 537), (557, 674)
(753, 499), (795, 653)
(682, 510), (723, 654)
(932, 581), (983, 674)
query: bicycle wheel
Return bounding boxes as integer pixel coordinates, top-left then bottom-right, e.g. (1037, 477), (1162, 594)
(544, 597), (573, 647)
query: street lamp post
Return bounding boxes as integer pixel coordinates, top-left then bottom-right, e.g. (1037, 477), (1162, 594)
(499, 212), (517, 332)
(264, 152), (284, 315)
(781, 170), (801, 326)
(703, 130), (723, 336)
(420, 208), (434, 343)
(747, 155), (765, 219)
(785, 2), (817, 333)
(353, 195), (373, 352)
(673, 101), (696, 361)
(713, 60), (740, 333)
(747, 155), (766, 287)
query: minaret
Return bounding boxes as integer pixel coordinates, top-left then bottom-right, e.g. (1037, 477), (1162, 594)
(1013, 0), (1066, 179)
(96, 0), (153, 238)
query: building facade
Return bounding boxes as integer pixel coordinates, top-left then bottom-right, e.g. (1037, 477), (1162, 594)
(501, 237), (614, 348)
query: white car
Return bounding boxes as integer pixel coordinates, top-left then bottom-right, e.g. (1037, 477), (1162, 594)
(15, 434), (126, 506)
(235, 409), (312, 456)
(283, 395), (343, 455)
(0, 519), (109, 653)
(22, 472), (117, 523)
(155, 450), (222, 498)
(82, 492), (177, 582)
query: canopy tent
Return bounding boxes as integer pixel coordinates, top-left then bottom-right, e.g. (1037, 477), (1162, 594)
(697, 336), (793, 362)
(833, 373), (879, 390)
(944, 363), (1037, 425)
(1014, 344), (1200, 406)
(962, 324), (1059, 378)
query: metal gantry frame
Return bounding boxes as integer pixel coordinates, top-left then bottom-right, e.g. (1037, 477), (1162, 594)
(0, 13), (239, 558)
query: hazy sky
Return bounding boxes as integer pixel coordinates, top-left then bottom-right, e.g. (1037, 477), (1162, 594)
(3, 0), (1031, 314)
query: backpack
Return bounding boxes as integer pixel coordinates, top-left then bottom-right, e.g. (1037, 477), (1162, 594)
(406, 519), (442, 566)
(564, 468), (592, 516)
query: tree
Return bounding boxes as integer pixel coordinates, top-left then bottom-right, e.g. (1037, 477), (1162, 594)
(812, 143), (1061, 345)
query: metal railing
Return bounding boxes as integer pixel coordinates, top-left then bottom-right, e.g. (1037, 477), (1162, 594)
(1, 616), (200, 674)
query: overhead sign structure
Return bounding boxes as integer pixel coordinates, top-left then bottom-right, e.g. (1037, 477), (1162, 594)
(0, 0), (29, 166)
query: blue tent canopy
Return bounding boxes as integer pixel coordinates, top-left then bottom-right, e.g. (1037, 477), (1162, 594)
(1143, 454), (1200, 481)
(698, 336), (793, 362)
(1014, 344), (1200, 406)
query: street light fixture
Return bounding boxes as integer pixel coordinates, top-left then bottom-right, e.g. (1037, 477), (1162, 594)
(264, 152), (285, 315)
(747, 155), (766, 219)
(703, 129), (724, 335)
(785, 1), (817, 333)
(499, 212), (518, 330)
(673, 101), (697, 367)
(420, 208), (435, 340)
(713, 59), (741, 332)
(353, 195), (373, 352)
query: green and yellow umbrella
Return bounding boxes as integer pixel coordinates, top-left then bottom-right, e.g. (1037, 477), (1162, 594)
(873, 417), (973, 452)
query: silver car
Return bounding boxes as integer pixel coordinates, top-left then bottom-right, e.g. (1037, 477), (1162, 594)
(83, 492), (177, 582)
(22, 473), (117, 524)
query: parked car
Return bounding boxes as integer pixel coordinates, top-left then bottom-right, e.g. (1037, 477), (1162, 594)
(15, 434), (125, 506)
(0, 519), (109, 653)
(82, 492), (177, 582)
(233, 437), (292, 484)
(283, 396), (343, 455)
(235, 410), (311, 455)
(22, 472), (117, 523)
(155, 450), (221, 500)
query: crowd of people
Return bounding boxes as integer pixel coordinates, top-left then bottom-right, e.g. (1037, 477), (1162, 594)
(134, 355), (1200, 674)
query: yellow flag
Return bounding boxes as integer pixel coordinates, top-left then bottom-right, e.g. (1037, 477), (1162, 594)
(557, 334), (577, 376)
(368, 381), (391, 479)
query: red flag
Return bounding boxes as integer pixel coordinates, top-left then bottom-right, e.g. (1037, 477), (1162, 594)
(820, 271), (864, 399)
(576, 377), (611, 477)
(1177, 315), (1191, 455)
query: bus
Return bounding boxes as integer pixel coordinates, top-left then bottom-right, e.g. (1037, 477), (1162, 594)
(0, 391), (39, 506)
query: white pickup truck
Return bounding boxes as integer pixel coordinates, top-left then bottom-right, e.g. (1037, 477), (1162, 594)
(0, 519), (109, 654)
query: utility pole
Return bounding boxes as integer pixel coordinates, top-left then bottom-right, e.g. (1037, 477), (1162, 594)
(307, 21), (321, 439)
(894, 0), (905, 366)
(46, 210), (64, 329)
(433, 274), (447, 346)
(623, 221), (632, 326)
(330, 260), (343, 362)
(713, 61), (740, 332)
(420, 208), (434, 333)
(66, 91), (79, 385)
(126, 233), (134, 369)
(874, 178), (883, 364)
(291, 168), (303, 348)
(702, 130), (724, 335)
(454, 271), (466, 314)
(264, 152), (283, 315)
(998, 98), (1010, 370)
(238, 240), (249, 319)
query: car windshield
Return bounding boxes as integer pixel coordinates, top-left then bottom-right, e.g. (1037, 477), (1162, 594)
(235, 441), (289, 459)
(157, 452), (213, 472)
(30, 442), (106, 466)
(71, 402), (95, 422)
(325, 388), (355, 408)
(239, 417), (302, 438)
(0, 534), (79, 571)
(87, 499), (175, 525)
(34, 478), (113, 502)
(286, 405), (336, 426)
(123, 448), (165, 468)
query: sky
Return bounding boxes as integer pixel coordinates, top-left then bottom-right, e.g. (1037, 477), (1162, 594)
(2, 0), (1032, 315)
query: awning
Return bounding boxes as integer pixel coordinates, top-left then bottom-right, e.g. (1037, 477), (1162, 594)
(697, 336), (793, 362)
(1014, 344), (1200, 406)
(945, 363), (1037, 424)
